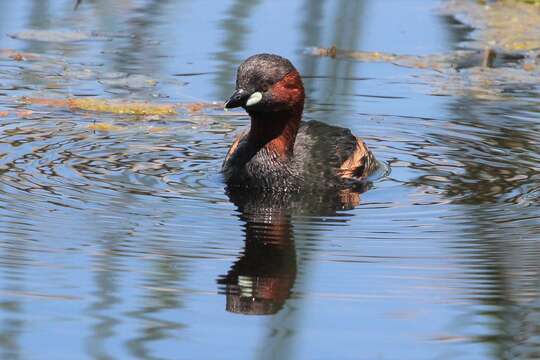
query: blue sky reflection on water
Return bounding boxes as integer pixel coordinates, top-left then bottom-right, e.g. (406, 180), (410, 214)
(0, 0), (539, 359)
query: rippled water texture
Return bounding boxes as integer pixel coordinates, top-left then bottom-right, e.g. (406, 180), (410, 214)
(0, 1), (539, 359)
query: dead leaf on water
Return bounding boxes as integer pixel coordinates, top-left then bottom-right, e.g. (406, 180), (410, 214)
(186, 103), (206, 112)
(17, 110), (34, 118)
(0, 48), (45, 61)
(184, 102), (223, 112)
(87, 123), (123, 132)
(523, 62), (537, 71)
(147, 126), (169, 133)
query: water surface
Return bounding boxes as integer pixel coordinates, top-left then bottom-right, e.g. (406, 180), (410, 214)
(0, 1), (539, 359)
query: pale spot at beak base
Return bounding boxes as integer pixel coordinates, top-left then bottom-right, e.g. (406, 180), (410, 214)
(246, 92), (263, 107)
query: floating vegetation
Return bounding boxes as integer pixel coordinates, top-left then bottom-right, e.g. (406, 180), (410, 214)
(442, 0), (540, 52)
(307, 46), (485, 70)
(21, 97), (178, 116)
(426, 68), (519, 100)
(515, 0), (540, 4)
(0, 109), (34, 117)
(307, 0), (540, 101)
(20, 97), (222, 116)
(309, 45), (540, 100)
(8, 30), (98, 43)
(99, 74), (158, 89)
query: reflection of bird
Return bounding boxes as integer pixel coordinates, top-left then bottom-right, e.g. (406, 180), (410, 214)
(217, 185), (368, 316)
(216, 209), (296, 316)
(223, 54), (377, 191)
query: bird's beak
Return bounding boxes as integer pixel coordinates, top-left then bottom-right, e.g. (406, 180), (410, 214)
(224, 89), (250, 109)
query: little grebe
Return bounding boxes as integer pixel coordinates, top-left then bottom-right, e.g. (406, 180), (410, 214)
(223, 53), (377, 191)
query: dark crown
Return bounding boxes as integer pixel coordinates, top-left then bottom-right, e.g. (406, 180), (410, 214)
(236, 54), (296, 91)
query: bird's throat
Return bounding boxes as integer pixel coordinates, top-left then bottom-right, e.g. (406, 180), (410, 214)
(247, 109), (302, 159)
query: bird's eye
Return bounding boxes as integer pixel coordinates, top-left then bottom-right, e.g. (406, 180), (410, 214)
(261, 83), (269, 92)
